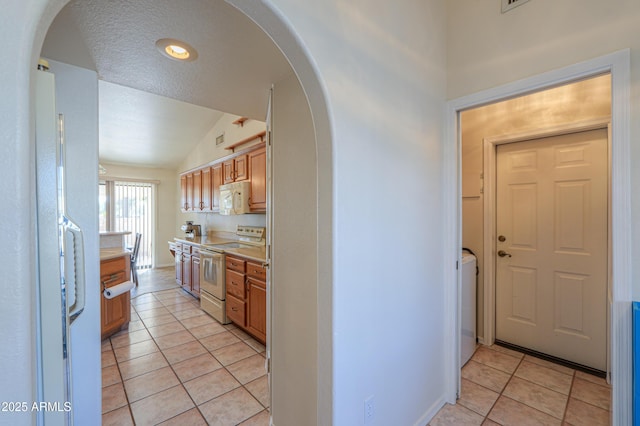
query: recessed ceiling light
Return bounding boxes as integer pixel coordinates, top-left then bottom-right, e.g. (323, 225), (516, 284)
(156, 38), (198, 62)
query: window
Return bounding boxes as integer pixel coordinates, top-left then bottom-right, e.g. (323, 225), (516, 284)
(99, 180), (155, 269)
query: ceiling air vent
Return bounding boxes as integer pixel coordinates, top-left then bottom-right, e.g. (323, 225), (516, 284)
(502, 0), (530, 13)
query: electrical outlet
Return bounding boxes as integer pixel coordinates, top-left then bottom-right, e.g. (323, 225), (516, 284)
(364, 395), (375, 425)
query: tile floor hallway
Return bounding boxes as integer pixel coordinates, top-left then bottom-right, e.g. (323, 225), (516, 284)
(430, 345), (611, 425)
(101, 285), (270, 425)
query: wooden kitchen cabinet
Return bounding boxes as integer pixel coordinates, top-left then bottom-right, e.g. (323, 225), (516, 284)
(248, 146), (266, 211)
(223, 154), (248, 184)
(180, 174), (188, 211)
(101, 255), (131, 340)
(201, 167), (212, 211)
(174, 242), (200, 297)
(211, 164), (223, 211)
(185, 173), (194, 211)
(246, 275), (266, 342)
(225, 254), (266, 343)
(201, 164), (223, 212)
(193, 169), (203, 211)
(191, 246), (201, 295)
(174, 244), (183, 286)
(179, 142), (265, 213)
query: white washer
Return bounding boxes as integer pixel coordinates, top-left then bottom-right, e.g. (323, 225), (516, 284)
(461, 252), (477, 367)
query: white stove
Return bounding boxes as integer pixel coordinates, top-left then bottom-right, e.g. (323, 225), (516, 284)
(199, 226), (265, 324)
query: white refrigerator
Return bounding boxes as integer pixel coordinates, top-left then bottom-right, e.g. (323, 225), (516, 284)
(35, 62), (101, 425)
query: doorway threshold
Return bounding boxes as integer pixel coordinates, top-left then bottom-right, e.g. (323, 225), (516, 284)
(494, 340), (606, 378)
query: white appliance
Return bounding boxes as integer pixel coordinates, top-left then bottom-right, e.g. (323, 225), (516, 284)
(461, 252), (477, 367)
(200, 248), (231, 324)
(199, 226), (265, 323)
(35, 60), (101, 425)
(219, 181), (251, 215)
(35, 67), (87, 424)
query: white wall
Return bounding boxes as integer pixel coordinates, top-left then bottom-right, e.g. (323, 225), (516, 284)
(461, 75), (611, 340)
(270, 72), (318, 426)
(447, 0), (640, 304)
(262, 1), (449, 424)
(100, 163), (177, 267)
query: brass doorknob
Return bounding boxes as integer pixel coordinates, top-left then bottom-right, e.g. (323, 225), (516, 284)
(498, 250), (512, 258)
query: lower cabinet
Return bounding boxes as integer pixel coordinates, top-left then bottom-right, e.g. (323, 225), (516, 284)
(101, 255), (131, 340)
(225, 254), (266, 343)
(173, 242), (200, 297)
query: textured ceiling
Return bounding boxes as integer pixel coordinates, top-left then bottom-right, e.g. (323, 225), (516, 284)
(41, 0), (293, 168)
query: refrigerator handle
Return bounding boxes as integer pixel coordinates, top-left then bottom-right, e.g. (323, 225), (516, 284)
(64, 215), (86, 324)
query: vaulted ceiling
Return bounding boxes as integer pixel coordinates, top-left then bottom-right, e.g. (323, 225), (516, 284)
(41, 0), (293, 168)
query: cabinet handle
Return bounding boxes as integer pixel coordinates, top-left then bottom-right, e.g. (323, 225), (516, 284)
(232, 307), (238, 312)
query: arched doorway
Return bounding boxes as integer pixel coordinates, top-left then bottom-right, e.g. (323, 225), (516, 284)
(27, 1), (334, 424)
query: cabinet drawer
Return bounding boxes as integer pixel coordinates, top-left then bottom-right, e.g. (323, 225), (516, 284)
(226, 256), (246, 273)
(226, 269), (245, 299)
(246, 261), (266, 281)
(192, 246), (200, 257)
(101, 256), (128, 276)
(182, 244), (192, 254)
(226, 294), (245, 326)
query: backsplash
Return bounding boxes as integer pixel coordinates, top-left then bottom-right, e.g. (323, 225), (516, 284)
(179, 212), (266, 236)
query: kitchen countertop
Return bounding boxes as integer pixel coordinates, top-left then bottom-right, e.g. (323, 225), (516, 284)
(100, 231), (132, 236)
(100, 248), (131, 261)
(173, 235), (237, 246)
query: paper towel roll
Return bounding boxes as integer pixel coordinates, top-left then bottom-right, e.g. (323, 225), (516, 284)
(103, 281), (134, 299)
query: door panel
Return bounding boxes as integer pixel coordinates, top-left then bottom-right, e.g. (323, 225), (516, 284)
(495, 129), (608, 370)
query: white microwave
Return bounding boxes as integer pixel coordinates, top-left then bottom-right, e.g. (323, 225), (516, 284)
(219, 181), (250, 215)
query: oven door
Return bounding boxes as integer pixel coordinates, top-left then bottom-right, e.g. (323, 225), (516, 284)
(200, 249), (225, 300)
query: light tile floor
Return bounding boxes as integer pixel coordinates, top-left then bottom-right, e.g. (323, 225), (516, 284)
(430, 345), (611, 425)
(102, 286), (269, 426)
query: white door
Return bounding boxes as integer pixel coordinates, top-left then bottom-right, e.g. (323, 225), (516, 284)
(495, 128), (608, 371)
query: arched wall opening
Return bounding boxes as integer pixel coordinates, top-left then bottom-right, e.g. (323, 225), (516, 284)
(25, 1), (334, 424)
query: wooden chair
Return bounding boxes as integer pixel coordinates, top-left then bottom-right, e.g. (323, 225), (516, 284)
(130, 233), (142, 286)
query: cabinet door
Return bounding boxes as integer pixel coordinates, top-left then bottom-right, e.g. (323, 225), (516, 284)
(182, 253), (192, 291)
(248, 147), (266, 210)
(223, 160), (235, 184)
(247, 277), (266, 343)
(234, 154), (248, 181)
(180, 175), (188, 211)
(175, 248), (183, 286)
(201, 167), (212, 211)
(186, 173), (194, 211)
(192, 255), (200, 295)
(193, 169), (203, 211)
(211, 164), (223, 211)
(101, 272), (130, 339)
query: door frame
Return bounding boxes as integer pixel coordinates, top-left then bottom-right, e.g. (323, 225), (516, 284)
(483, 119), (611, 374)
(443, 49), (631, 424)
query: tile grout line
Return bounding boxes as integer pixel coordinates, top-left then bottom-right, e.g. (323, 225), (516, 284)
(113, 287), (268, 424)
(483, 349), (525, 424)
(457, 346), (611, 425)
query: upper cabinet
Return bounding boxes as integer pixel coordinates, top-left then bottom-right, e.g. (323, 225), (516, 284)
(223, 154), (248, 184)
(180, 143), (265, 213)
(248, 147), (266, 211)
